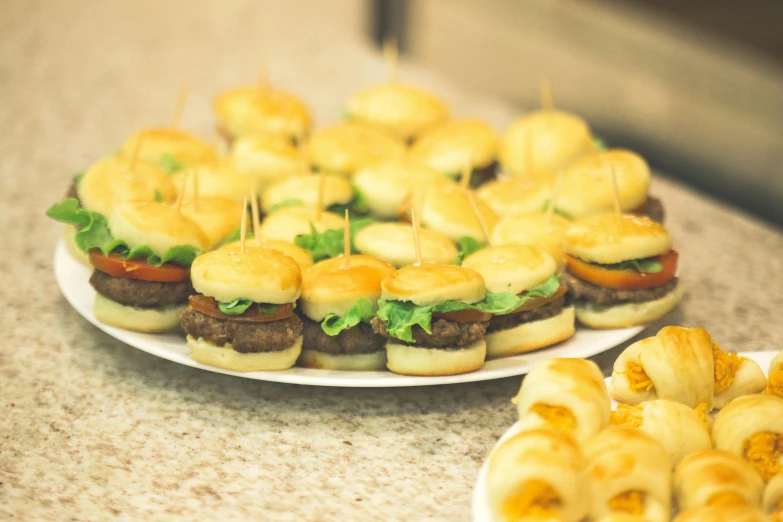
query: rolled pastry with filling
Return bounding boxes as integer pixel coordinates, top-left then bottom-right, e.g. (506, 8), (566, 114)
(765, 350), (783, 399)
(583, 427), (671, 521)
(763, 472), (783, 520)
(594, 515), (649, 522)
(673, 505), (768, 522)
(673, 449), (764, 511)
(610, 399), (712, 468)
(512, 358), (611, 442)
(487, 428), (588, 522)
(713, 394), (783, 482)
(712, 347), (766, 409)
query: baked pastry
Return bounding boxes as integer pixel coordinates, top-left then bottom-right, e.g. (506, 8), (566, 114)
(610, 399), (712, 468)
(583, 427), (671, 521)
(594, 515), (650, 522)
(512, 358), (610, 442)
(765, 350), (783, 398)
(762, 472), (783, 520)
(672, 505), (768, 522)
(673, 449), (764, 511)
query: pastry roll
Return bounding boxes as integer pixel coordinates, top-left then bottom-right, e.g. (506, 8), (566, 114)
(673, 449), (764, 510)
(713, 347), (766, 409)
(763, 473), (783, 520)
(713, 394), (783, 482)
(594, 515), (649, 522)
(487, 428), (588, 522)
(512, 358), (611, 442)
(765, 351), (783, 399)
(610, 399), (712, 467)
(672, 505), (768, 522)
(583, 427), (671, 522)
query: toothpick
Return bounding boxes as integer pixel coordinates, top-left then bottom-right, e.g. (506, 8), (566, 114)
(169, 84), (188, 129)
(250, 185), (261, 246)
(460, 155), (473, 190)
(191, 168), (200, 211)
(546, 169), (564, 224)
(383, 37), (399, 83)
(343, 210), (351, 270)
(314, 172), (325, 222)
(610, 161), (622, 221)
(175, 170), (190, 213)
(240, 197), (248, 254)
(411, 208), (423, 266)
(467, 192), (492, 246)
(540, 77), (553, 111)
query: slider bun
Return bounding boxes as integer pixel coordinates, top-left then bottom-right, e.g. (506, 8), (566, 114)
(177, 197), (246, 248)
(575, 283), (684, 328)
(381, 263), (486, 306)
(485, 306), (576, 358)
(462, 244), (556, 294)
(212, 86), (311, 140)
(307, 122), (406, 174)
(63, 225), (92, 266)
(477, 176), (553, 217)
(345, 83), (449, 141)
(500, 110), (594, 178)
(409, 118), (497, 172)
(94, 294), (184, 332)
(220, 239), (314, 272)
(564, 213), (672, 264)
(78, 156), (177, 215)
(257, 206), (343, 244)
(230, 133), (304, 191)
(297, 350), (387, 371)
(354, 222), (458, 267)
(188, 335), (302, 372)
(557, 150), (651, 218)
(261, 174), (353, 213)
(120, 127), (217, 167)
(107, 201), (209, 257)
(491, 212), (571, 269)
(190, 248), (302, 304)
(421, 184), (499, 242)
(174, 159), (257, 204)
(353, 161), (451, 219)
(301, 255), (396, 321)
(385, 339), (486, 376)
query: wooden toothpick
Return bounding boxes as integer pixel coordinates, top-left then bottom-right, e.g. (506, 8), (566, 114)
(169, 84), (188, 129)
(540, 77), (553, 112)
(314, 172), (325, 222)
(460, 155), (473, 190)
(127, 132), (144, 172)
(175, 170), (190, 213)
(411, 208), (423, 266)
(546, 169), (564, 224)
(610, 161), (622, 221)
(343, 210), (351, 270)
(240, 197), (248, 254)
(467, 192), (492, 246)
(250, 185), (261, 246)
(383, 37), (399, 83)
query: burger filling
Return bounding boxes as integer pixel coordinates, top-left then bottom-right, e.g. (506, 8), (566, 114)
(630, 195), (665, 224)
(765, 368), (783, 398)
(371, 317), (487, 348)
(90, 270), (193, 309)
(486, 293), (568, 334)
(607, 490), (645, 515)
(302, 317), (384, 355)
(528, 403), (576, 431)
(500, 480), (560, 519)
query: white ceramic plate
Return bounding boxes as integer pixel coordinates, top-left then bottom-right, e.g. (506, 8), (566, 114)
(54, 241), (645, 387)
(471, 351), (776, 521)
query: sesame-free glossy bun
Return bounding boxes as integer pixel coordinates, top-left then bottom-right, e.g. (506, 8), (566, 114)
(345, 83), (449, 141)
(220, 239), (314, 272)
(354, 222), (458, 267)
(297, 350), (387, 372)
(564, 213), (672, 264)
(557, 150), (651, 219)
(177, 197), (246, 248)
(500, 110), (594, 179)
(120, 127), (217, 167)
(173, 159), (257, 204)
(188, 335), (302, 372)
(385, 339), (486, 376)
(485, 307), (576, 358)
(409, 118), (497, 173)
(94, 293), (185, 333)
(261, 174), (353, 213)
(477, 176), (554, 217)
(353, 161), (451, 219)
(107, 201), (209, 256)
(575, 283), (684, 328)
(191, 247), (301, 304)
(212, 86), (311, 140)
(462, 245), (556, 294)
(257, 206), (343, 244)
(230, 133), (304, 191)
(491, 212), (571, 269)
(307, 122), (405, 175)
(381, 263), (485, 306)
(420, 184), (499, 243)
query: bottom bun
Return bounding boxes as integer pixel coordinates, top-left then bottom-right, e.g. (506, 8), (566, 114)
(187, 335), (303, 372)
(63, 225), (91, 267)
(575, 284), (684, 329)
(485, 307), (576, 359)
(385, 339), (487, 376)
(297, 349), (387, 371)
(94, 293), (184, 332)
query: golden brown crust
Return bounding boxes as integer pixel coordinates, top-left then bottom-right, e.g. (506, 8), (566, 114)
(420, 184), (499, 242)
(212, 86), (311, 140)
(220, 239), (314, 272)
(385, 339), (486, 376)
(177, 197), (245, 248)
(307, 122), (405, 174)
(564, 213), (672, 264)
(492, 212), (571, 269)
(381, 263), (486, 305)
(354, 222), (458, 267)
(462, 244), (556, 294)
(477, 176), (553, 217)
(409, 118), (497, 172)
(119, 127), (217, 167)
(261, 174), (353, 213)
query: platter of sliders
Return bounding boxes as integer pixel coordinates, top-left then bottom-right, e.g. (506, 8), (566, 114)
(48, 63), (683, 387)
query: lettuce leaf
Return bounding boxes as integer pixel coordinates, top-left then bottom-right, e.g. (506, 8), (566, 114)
(457, 236), (484, 264)
(294, 217), (376, 261)
(217, 300), (279, 315)
(593, 136), (608, 152)
(157, 153), (184, 174)
(601, 258), (663, 274)
(73, 171), (86, 186)
(154, 189), (164, 202)
(321, 297), (374, 336)
(327, 187), (371, 217)
(540, 200), (572, 220)
(267, 198), (304, 214)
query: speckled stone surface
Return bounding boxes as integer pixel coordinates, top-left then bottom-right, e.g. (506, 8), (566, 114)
(2, 1), (783, 521)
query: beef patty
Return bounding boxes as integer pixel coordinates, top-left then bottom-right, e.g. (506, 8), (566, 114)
(90, 269), (195, 308)
(371, 317), (487, 349)
(66, 180), (80, 202)
(470, 161), (498, 188)
(180, 308), (303, 353)
(487, 295), (567, 334)
(631, 195), (665, 224)
(563, 271), (679, 306)
(302, 316), (385, 355)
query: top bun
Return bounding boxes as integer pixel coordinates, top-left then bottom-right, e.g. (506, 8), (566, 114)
(354, 222), (458, 267)
(78, 156), (176, 215)
(421, 184), (499, 243)
(191, 248), (302, 304)
(120, 128), (217, 168)
(557, 150), (651, 219)
(564, 213), (672, 264)
(499, 110), (593, 179)
(107, 201), (209, 256)
(345, 83), (449, 141)
(409, 118), (497, 173)
(477, 176), (553, 217)
(381, 264), (485, 306)
(307, 122), (405, 175)
(261, 174), (353, 214)
(257, 206), (343, 244)
(173, 159), (257, 204)
(462, 245), (556, 294)
(220, 239), (314, 272)
(177, 197), (246, 248)
(491, 212), (571, 268)
(230, 133), (304, 191)
(212, 86), (311, 140)
(301, 255), (396, 320)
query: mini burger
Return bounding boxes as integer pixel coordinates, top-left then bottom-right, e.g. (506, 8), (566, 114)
(556, 149), (664, 223)
(119, 128), (217, 174)
(176, 197), (247, 249)
(220, 239), (314, 273)
(173, 158), (256, 205)
(257, 206), (343, 244)
(354, 222), (458, 268)
(491, 212), (571, 270)
(462, 245), (574, 358)
(307, 122), (405, 177)
(420, 184), (499, 244)
(563, 213), (683, 328)
(409, 118), (498, 185)
(261, 174), (354, 215)
(230, 133), (304, 192)
(47, 200), (209, 332)
(181, 248), (303, 371)
(477, 176), (554, 217)
(298, 255), (396, 371)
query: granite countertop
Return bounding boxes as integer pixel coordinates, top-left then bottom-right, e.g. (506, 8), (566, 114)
(2, 1), (783, 520)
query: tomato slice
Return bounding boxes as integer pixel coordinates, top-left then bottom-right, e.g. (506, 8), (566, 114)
(512, 284), (569, 313)
(188, 295), (294, 323)
(565, 250), (678, 290)
(433, 309), (493, 323)
(89, 251), (190, 283)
